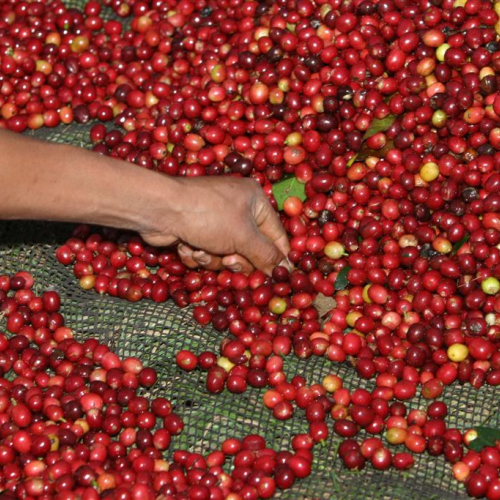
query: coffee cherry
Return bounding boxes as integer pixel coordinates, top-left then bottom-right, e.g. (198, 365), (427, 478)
(447, 344), (469, 362)
(482, 277), (500, 295)
(176, 350), (198, 371)
(420, 162), (440, 182)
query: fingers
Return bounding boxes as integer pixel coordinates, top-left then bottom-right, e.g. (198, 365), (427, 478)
(177, 243), (200, 268)
(239, 228), (287, 276)
(221, 254), (254, 274)
(235, 191), (290, 275)
(175, 178), (292, 277)
(253, 193), (291, 258)
(178, 243), (224, 271)
(179, 243), (252, 273)
(179, 241), (259, 276)
(192, 250), (224, 271)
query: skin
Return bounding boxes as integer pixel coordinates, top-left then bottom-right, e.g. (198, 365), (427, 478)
(0, 130), (290, 275)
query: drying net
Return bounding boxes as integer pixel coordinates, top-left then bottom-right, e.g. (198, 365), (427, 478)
(3, 107), (498, 500)
(1, 1), (498, 498)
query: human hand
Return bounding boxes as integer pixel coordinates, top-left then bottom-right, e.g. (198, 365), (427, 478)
(140, 176), (290, 276)
(0, 131), (288, 277)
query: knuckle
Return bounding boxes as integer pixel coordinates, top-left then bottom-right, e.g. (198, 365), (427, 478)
(259, 244), (280, 266)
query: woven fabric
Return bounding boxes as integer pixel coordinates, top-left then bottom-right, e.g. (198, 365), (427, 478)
(2, 120), (492, 498)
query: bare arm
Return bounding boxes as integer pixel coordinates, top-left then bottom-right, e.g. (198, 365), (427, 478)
(0, 130), (289, 275)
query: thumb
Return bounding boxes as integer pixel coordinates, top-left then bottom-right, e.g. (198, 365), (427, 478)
(240, 230), (286, 276)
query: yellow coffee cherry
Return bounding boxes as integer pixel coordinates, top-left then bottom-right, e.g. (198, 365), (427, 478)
(322, 374), (342, 393)
(346, 311), (362, 328)
(432, 109), (447, 128)
(362, 284), (372, 304)
(285, 132), (302, 146)
(324, 241), (346, 259)
(481, 277), (500, 295)
(436, 43), (450, 62)
(217, 356), (235, 372)
(447, 343), (469, 362)
(420, 162), (440, 182)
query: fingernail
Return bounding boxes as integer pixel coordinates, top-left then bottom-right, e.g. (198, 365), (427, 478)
(227, 263), (242, 272)
(194, 252), (211, 265)
(177, 244), (188, 255)
(278, 258), (292, 271)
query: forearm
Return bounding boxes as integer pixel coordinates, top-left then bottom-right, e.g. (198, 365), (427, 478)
(0, 130), (180, 239)
(0, 129), (289, 274)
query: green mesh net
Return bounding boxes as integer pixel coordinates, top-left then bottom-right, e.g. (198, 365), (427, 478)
(4, 120), (498, 500)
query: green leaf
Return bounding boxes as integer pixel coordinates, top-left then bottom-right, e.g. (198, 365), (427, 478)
(272, 176), (306, 211)
(334, 266), (351, 291)
(452, 234), (470, 255)
(347, 141), (393, 167)
(363, 115), (397, 141)
(347, 116), (396, 168)
(346, 153), (358, 167)
(356, 140), (394, 162)
(468, 426), (500, 451)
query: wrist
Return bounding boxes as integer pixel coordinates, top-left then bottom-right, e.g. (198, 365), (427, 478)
(0, 131), (184, 245)
(127, 171), (185, 245)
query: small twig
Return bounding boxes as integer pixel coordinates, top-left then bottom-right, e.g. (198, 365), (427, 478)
(481, 405), (500, 427)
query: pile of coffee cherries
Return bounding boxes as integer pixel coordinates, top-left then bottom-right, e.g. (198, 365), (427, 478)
(4, 0), (500, 496)
(0, 272), (180, 499)
(0, 272), (315, 499)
